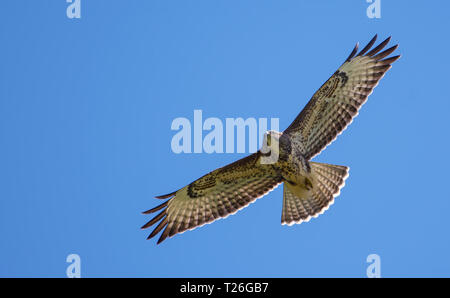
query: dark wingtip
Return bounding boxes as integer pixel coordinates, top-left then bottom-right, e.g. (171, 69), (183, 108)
(157, 234), (167, 245)
(142, 201), (169, 214)
(372, 44), (399, 61)
(367, 36), (392, 57)
(155, 191), (176, 199)
(146, 231), (156, 240)
(357, 34), (378, 57)
(145, 217), (168, 241)
(346, 42), (359, 62)
(141, 209), (166, 230)
(156, 224), (171, 244)
(380, 54), (401, 65)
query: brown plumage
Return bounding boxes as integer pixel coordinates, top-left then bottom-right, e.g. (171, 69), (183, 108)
(142, 35), (400, 244)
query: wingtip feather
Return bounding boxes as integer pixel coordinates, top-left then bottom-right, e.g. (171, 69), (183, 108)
(155, 191), (176, 199)
(346, 42), (359, 62)
(147, 217), (168, 240)
(141, 209), (166, 230)
(357, 34), (378, 57)
(142, 201), (169, 214)
(367, 36), (392, 57)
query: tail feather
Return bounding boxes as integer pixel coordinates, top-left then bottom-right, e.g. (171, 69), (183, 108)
(281, 162), (349, 225)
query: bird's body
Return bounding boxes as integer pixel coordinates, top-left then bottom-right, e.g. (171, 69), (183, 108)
(142, 35), (400, 244)
(278, 133), (313, 186)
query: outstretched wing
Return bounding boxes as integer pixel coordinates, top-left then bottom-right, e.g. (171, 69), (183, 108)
(142, 152), (283, 244)
(284, 35), (400, 160)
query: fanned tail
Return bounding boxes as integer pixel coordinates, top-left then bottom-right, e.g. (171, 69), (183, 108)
(281, 162), (349, 225)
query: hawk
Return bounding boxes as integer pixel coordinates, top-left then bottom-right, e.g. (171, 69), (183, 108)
(142, 35), (400, 244)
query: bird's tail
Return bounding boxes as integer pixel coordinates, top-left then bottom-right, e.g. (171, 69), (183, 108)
(281, 162), (349, 225)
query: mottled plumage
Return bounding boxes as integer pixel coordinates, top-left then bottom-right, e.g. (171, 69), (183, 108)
(142, 35), (400, 244)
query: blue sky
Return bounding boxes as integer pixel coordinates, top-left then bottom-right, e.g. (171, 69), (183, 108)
(1, 1), (449, 277)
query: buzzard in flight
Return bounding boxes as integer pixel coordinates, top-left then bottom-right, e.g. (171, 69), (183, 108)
(142, 35), (400, 244)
